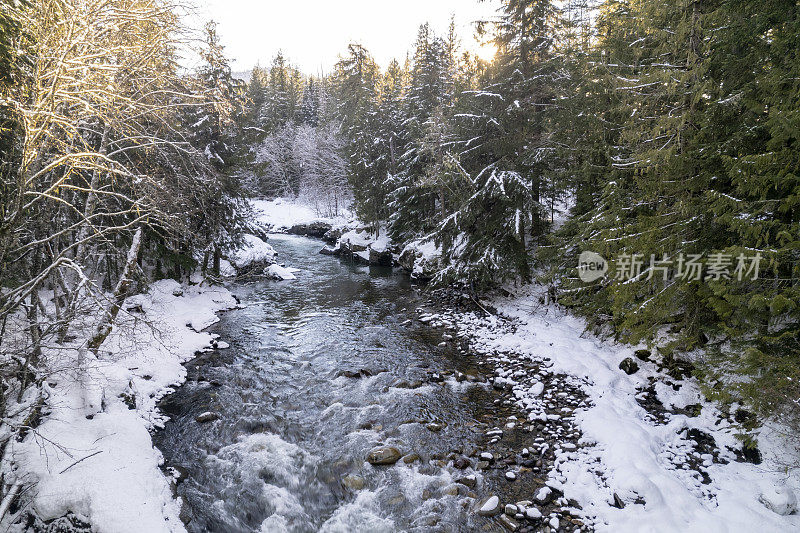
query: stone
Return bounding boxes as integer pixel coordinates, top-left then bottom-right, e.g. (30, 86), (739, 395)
(456, 475), (477, 489)
(505, 504), (518, 515)
(367, 446), (403, 466)
(319, 246), (341, 257)
(612, 493), (625, 509)
(476, 461), (490, 470)
(535, 487), (553, 504)
(195, 411), (219, 423)
(476, 495), (502, 517)
(619, 357), (640, 375)
(505, 471), (517, 481)
(402, 454), (421, 464)
(759, 486), (798, 516)
(369, 247), (393, 267)
(421, 489), (432, 500)
(499, 515), (521, 531)
(525, 507), (542, 520)
(170, 465), (190, 484)
(453, 456), (471, 470)
(287, 221), (332, 239)
(342, 475), (365, 491)
(634, 349), (652, 361)
(443, 485), (460, 496)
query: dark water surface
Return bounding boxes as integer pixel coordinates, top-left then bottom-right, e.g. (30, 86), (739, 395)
(154, 234), (499, 532)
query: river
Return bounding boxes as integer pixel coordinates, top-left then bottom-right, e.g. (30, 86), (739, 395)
(154, 234), (518, 532)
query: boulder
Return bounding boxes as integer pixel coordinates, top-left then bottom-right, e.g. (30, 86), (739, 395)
(476, 495), (502, 517)
(342, 475), (365, 491)
(367, 446), (402, 465)
(619, 357), (640, 375)
(456, 475), (477, 489)
(319, 245), (340, 257)
(323, 227), (345, 244)
(287, 221), (333, 239)
(759, 486), (797, 516)
(228, 234), (278, 275)
(195, 411), (219, 423)
(499, 515), (521, 531)
(369, 247), (393, 267)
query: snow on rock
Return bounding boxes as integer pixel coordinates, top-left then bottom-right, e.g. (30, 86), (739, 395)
(759, 485), (798, 516)
(228, 234), (277, 272)
(398, 239), (441, 279)
(266, 264), (298, 281)
(10, 279), (237, 533)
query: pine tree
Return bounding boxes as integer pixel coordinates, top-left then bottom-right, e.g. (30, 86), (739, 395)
(333, 44), (382, 230)
(390, 24), (458, 242)
(699, 0), (800, 426)
(298, 77), (320, 127)
(188, 21), (244, 170)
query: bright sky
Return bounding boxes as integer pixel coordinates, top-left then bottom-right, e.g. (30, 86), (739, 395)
(194, 0), (500, 75)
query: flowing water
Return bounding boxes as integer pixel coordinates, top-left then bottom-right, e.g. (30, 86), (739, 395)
(154, 234), (505, 532)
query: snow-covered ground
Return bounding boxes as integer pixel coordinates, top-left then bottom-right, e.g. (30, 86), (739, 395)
(428, 285), (800, 532)
(4, 280), (237, 532)
(251, 198), (354, 233)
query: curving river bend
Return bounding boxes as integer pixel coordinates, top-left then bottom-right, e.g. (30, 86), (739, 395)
(154, 234), (512, 533)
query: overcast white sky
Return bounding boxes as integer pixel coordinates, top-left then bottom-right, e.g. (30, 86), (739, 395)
(194, 0), (500, 74)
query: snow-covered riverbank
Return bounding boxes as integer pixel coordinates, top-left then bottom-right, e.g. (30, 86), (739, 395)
(3, 281), (237, 532)
(421, 285), (800, 532)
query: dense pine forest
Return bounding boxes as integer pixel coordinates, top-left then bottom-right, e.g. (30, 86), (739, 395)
(0, 0), (798, 530)
(237, 1), (800, 435)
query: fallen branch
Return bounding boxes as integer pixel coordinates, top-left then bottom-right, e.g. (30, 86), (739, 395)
(59, 450), (103, 475)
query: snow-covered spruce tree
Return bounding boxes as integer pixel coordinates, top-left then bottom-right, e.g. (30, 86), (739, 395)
(424, 0), (559, 289)
(389, 24), (460, 243)
(187, 21), (245, 172)
(551, 0), (719, 346)
(433, 166), (536, 290)
(698, 0), (800, 430)
(297, 77), (321, 127)
(332, 44), (383, 231)
(257, 52), (303, 133)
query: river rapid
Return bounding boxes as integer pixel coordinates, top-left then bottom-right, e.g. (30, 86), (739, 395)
(154, 234), (515, 532)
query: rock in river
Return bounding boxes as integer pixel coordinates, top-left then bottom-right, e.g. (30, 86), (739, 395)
(342, 475), (365, 491)
(367, 446), (402, 466)
(476, 495), (502, 517)
(195, 411), (219, 423)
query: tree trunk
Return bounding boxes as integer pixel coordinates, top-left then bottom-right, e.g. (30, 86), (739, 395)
(87, 228), (142, 355)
